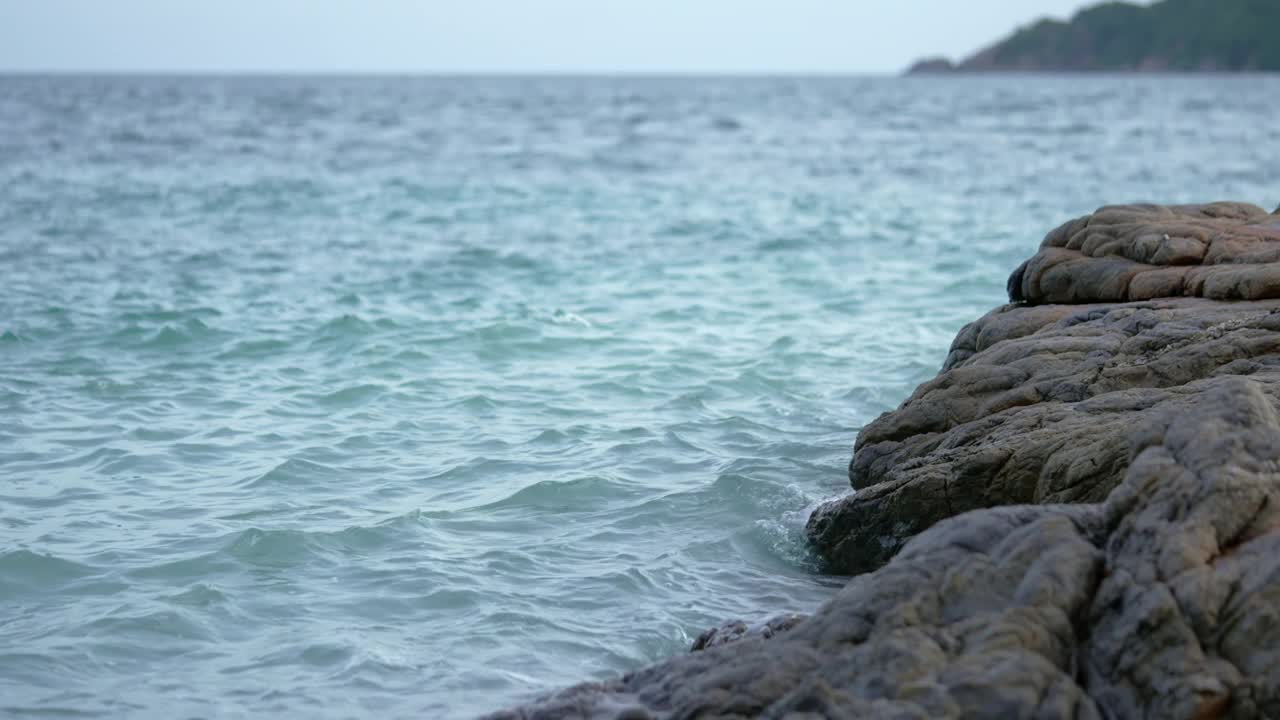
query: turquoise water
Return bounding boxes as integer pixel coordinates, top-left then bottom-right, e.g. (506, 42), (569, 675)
(2, 75), (1277, 718)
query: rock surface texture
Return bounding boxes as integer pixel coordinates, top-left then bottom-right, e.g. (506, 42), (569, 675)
(809, 203), (1280, 574)
(488, 202), (1280, 719)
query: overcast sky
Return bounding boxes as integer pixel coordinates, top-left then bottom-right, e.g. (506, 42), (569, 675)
(1, 0), (1098, 74)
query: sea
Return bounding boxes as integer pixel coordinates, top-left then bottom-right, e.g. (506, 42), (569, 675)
(2, 74), (1277, 718)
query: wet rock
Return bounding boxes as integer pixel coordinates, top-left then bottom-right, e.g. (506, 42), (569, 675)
(689, 613), (806, 651)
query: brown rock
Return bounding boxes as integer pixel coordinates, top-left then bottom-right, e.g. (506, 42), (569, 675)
(1010, 202), (1280, 305)
(810, 202), (1280, 575)
(808, 297), (1280, 574)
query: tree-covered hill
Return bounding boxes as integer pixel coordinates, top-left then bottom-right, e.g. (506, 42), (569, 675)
(909, 0), (1280, 73)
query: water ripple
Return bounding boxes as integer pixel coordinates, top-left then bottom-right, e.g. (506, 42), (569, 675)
(2, 74), (1278, 718)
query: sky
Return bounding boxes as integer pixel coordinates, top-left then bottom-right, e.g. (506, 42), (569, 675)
(1, 0), (1099, 74)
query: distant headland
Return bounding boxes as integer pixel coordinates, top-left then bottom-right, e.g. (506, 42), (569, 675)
(908, 0), (1280, 74)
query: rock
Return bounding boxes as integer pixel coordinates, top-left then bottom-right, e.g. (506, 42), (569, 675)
(689, 613), (807, 652)
(489, 379), (1280, 718)
(488, 504), (1105, 720)
(808, 201), (1280, 575)
(905, 57), (956, 74)
(1010, 202), (1280, 305)
(488, 203), (1280, 719)
(1081, 377), (1280, 718)
(808, 297), (1280, 574)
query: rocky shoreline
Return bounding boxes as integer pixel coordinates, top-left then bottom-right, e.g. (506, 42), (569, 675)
(489, 202), (1280, 719)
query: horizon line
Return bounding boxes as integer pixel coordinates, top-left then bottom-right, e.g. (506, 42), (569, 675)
(0, 68), (905, 78)
(3, 68), (1277, 78)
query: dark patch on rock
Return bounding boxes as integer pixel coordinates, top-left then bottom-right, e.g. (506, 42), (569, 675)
(1005, 259), (1028, 303)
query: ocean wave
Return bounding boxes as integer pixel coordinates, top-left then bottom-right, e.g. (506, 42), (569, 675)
(0, 550), (97, 597)
(476, 475), (640, 513)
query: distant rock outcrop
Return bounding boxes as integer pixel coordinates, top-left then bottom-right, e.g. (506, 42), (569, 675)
(907, 0), (1280, 73)
(488, 202), (1280, 719)
(904, 57), (955, 74)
